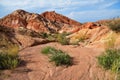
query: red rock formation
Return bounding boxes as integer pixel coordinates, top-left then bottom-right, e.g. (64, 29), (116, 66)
(0, 9), (82, 33)
(41, 11), (82, 26)
(81, 22), (101, 29)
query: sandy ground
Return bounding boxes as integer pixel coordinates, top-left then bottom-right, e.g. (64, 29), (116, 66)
(0, 42), (115, 80)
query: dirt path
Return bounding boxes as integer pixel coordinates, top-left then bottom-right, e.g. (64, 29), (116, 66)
(1, 42), (115, 80)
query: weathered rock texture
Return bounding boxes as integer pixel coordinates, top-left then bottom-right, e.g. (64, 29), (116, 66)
(0, 9), (81, 33)
(41, 11), (81, 26)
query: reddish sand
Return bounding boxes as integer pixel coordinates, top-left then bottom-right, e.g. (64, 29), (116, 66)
(1, 42), (115, 80)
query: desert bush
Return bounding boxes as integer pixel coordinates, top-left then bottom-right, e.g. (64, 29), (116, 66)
(97, 49), (120, 73)
(41, 46), (58, 55)
(0, 35), (20, 70)
(40, 32), (48, 38)
(56, 33), (69, 45)
(41, 46), (72, 66)
(107, 19), (120, 32)
(0, 53), (20, 69)
(50, 52), (72, 66)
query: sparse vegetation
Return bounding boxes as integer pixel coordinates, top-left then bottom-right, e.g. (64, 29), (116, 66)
(0, 53), (20, 69)
(97, 49), (120, 73)
(111, 57), (120, 73)
(18, 27), (49, 38)
(0, 34), (19, 56)
(69, 30), (87, 45)
(46, 33), (69, 45)
(107, 19), (120, 32)
(18, 27), (70, 45)
(0, 32), (20, 70)
(41, 46), (57, 55)
(104, 32), (116, 49)
(41, 46), (72, 66)
(56, 33), (69, 45)
(50, 52), (72, 66)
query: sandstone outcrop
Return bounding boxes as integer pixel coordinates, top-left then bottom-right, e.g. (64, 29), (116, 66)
(0, 10), (81, 33)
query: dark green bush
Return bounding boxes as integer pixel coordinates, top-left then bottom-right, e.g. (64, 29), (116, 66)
(40, 33), (48, 38)
(41, 46), (72, 66)
(97, 49), (120, 73)
(0, 53), (20, 69)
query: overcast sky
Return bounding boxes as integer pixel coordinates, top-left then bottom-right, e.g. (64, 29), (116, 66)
(0, 0), (120, 22)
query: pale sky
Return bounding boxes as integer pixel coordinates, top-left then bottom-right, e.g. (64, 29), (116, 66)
(0, 0), (120, 22)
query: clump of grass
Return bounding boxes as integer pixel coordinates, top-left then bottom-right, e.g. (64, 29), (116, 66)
(111, 57), (120, 73)
(0, 34), (20, 70)
(69, 30), (87, 45)
(0, 53), (20, 70)
(104, 32), (116, 49)
(41, 46), (72, 66)
(56, 33), (69, 45)
(97, 49), (120, 73)
(2, 44), (19, 56)
(50, 52), (72, 66)
(0, 35), (19, 56)
(41, 46), (57, 55)
(107, 19), (120, 32)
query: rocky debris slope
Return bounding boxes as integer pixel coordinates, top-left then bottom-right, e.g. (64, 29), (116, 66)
(0, 25), (50, 49)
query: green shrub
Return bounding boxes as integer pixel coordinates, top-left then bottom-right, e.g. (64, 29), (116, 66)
(0, 35), (20, 70)
(97, 49), (120, 72)
(107, 19), (120, 32)
(50, 52), (72, 66)
(41, 46), (72, 66)
(41, 46), (58, 54)
(40, 33), (48, 38)
(0, 53), (20, 69)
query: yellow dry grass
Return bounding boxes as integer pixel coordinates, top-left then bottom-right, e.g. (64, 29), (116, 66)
(103, 31), (120, 49)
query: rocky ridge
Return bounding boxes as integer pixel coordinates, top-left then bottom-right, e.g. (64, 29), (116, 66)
(0, 9), (82, 33)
